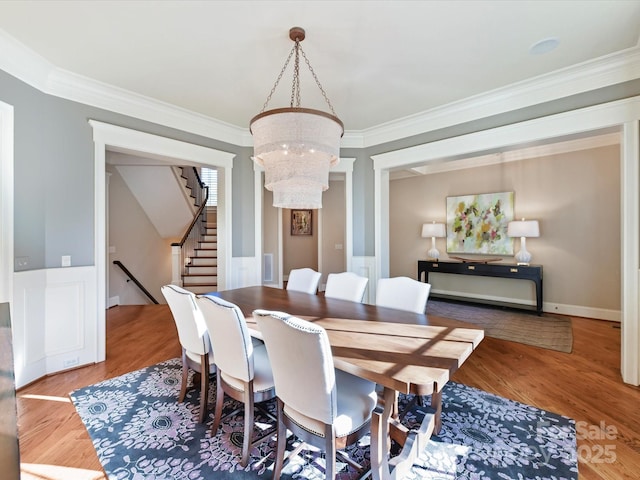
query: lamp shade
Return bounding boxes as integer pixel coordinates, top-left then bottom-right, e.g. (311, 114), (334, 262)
(507, 219), (539, 238)
(421, 222), (446, 238)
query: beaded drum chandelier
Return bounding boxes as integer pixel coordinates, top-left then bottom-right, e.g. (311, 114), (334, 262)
(250, 27), (344, 209)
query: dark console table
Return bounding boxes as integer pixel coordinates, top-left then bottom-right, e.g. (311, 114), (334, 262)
(418, 260), (543, 315)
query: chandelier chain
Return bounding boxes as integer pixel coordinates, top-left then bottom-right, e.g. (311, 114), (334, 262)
(259, 36), (338, 117)
(291, 39), (301, 108)
(260, 44), (296, 114)
(299, 45), (338, 117)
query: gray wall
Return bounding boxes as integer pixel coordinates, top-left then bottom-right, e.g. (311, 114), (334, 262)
(4, 63), (640, 271)
(5, 70), (94, 269)
(342, 148), (375, 256)
(232, 147), (257, 257)
(0, 69), (260, 269)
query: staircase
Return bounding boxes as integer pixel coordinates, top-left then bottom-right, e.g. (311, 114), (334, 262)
(182, 208), (218, 294)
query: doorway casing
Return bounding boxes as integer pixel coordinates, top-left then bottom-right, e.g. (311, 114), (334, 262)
(90, 120), (235, 361)
(372, 95), (640, 386)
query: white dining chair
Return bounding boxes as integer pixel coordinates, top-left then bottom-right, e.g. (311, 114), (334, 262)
(286, 267), (322, 294)
(376, 276), (431, 314)
(161, 284), (215, 423)
(196, 295), (275, 467)
(254, 309), (377, 480)
(324, 272), (369, 303)
(375, 276), (432, 413)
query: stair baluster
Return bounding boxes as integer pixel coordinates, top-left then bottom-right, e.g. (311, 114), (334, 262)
(172, 167), (217, 294)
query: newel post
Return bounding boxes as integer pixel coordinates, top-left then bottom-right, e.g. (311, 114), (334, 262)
(171, 245), (183, 286)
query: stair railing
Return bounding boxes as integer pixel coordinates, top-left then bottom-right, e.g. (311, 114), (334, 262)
(172, 167), (209, 281)
(113, 261), (159, 304)
(181, 166), (208, 209)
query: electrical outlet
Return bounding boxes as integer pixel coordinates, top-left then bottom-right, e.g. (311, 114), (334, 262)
(61, 255), (71, 267)
(15, 256), (29, 268)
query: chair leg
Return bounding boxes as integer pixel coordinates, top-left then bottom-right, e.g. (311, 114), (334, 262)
(272, 398), (286, 480)
(179, 349), (189, 402)
(198, 354), (210, 423)
(431, 389), (443, 434)
(211, 369), (225, 435)
(241, 384), (254, 467)
(324, 425), (337, 480)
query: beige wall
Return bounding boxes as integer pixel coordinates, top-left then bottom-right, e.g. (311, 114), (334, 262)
(283, 207), (319, 275)
(389, 145), (621, 312)
(263, 179), (346, 285)
(108, 165), (175, 305)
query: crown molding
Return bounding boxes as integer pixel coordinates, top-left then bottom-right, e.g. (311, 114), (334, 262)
(51, 69), (247, 146)
(356, 46), (640, 148)
(0, 28), (52, 91)
(1, 27), (639, 151)
(373, 96), (640, 173)
(0, 29), (248, 146)
(390, 132), (621, 179)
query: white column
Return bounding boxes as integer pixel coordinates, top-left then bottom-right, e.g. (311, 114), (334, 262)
(621, 120), (640, 385)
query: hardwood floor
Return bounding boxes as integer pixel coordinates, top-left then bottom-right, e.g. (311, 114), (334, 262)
(17, 305), (181, 480)
(16, 304), (640, 479)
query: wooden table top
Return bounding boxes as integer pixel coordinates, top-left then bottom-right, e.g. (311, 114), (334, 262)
(210, 286), (484, 396)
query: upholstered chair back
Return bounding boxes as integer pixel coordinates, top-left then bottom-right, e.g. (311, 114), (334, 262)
(324, 272), (369, 302)
(197, 295), (254, 383)
(376, 276), (431, 314)
(161, 284), (210, 355)
(254, 310), (336, 425)
(286, 268), (322, 294)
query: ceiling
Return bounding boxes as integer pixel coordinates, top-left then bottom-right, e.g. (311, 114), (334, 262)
(0, 1), (639, 133)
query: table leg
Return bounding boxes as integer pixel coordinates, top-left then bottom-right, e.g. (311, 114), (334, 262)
(388, 408), (435, 480)
(536, 278), (543, 315)
(431, 389), (442, 435)
(370, 386), (396, 480)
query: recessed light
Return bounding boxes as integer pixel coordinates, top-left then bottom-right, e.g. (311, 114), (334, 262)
(529, 37), (559, 55)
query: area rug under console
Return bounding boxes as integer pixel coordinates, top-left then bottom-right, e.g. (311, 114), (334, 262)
(426, 299), (574, 353)
(70, 358), (578, 479)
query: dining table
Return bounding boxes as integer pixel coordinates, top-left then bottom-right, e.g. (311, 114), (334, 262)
(210, 286), (484, 480)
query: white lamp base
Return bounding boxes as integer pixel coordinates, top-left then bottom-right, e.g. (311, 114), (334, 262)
(514, 236), (532, 265)
(427, 236), (440, 260)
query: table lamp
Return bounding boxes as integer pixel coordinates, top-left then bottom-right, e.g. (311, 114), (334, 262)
(421, 222), (446, 260)
(507, 218), (540, 265)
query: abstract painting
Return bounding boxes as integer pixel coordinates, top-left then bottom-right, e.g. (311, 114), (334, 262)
(291, 209), (312, 235)
(446, 191), (514, 255)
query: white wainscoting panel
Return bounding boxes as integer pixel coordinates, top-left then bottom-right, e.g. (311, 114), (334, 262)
(13, 266), (97, 388)
(228, 257), (260, 290)
(263, 253), (274, 283)
(14, 271), (46, 387)
(45, 281), (85, 355)
(352, 256), (377, 304)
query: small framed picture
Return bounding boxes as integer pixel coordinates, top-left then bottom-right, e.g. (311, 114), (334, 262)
(291, 209), (312, 235)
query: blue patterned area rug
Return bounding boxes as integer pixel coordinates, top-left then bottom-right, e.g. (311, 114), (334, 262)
(70, 359), (578, 480)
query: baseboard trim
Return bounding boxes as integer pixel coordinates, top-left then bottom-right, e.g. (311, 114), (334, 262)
(544, 302), (620, 322)
(430, 289), (620, 322)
